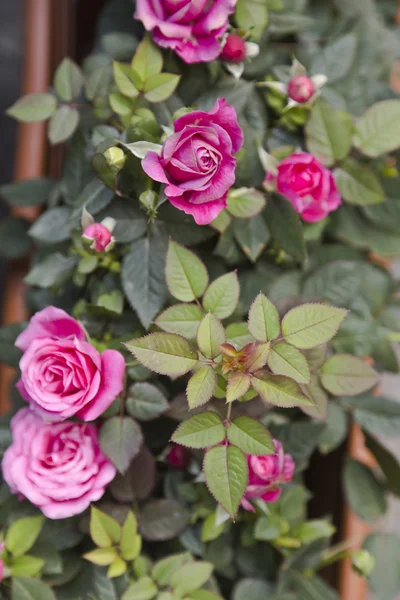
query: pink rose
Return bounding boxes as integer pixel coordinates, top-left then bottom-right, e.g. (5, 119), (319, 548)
(82, 223), (114, 252)
(2, 409), (116, 519)
(287, 75), (315, 104)
(134, 0), (237, 64)
(142, 98), (244, 225)
(241, 440), (295, 512)
(16, 306), (125, 422)
(271, 152), (341, 222)
(221, 34), (246, 63)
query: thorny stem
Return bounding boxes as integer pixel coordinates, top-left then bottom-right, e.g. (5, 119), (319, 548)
(226, 402), (232, 422)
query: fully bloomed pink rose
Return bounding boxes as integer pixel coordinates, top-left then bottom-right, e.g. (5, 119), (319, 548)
(134, 0), (237, 64)
(2, 409), (116, 519)
(142, 98), (243, 225)
(241, 440), (295, 512)
(271, 152), (341, 222)
(15, 306), (125, 422)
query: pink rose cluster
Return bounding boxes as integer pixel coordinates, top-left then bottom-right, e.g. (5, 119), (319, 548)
(266, 152), (341, 222)
(241, 440), (295, 511)
(143, 98), (243, 225)
(135, 0), (237, 64)
(2, 306), (125, 518)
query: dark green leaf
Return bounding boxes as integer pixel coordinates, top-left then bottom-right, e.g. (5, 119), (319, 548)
(264, 194), (306, 262)
(343, 458), (386, 522)
(139, 499), (189, 541)
(100, 417), (143, 474)
(0, 178), (55, 207)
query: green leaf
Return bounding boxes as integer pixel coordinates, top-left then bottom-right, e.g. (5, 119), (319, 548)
(171, 561), (213, 594)
(197, 313), (225, 359)
(109, 446), (156, 503)
(235, 0), (268, 40)
(226, 372), (251, 403)
(0, 178), (54, 207)
(321, 355), (378, 396)
(319, 403), (348, 454)
(126, 382), (169, 421)
(172, 412), (225, 449)
(311, 32), (357, 83)
(122, 235), (168, 330)
(305, 101), (353, 166)
(0, 217), (31, 258)
(251, 373), (312, 408)
(120, 512), (141, 560)
(344, 394), (400, 437)
(102, 32), (137, 60)
(190, 591), (224, 600)
(122, 576), (158, 600)
(227, 188), (266, 219)
(233, 214), (270, 262)
(187, 366), (217, 409)
(7, 92), (56, 122)
(364, 533), (400, 600)
(6, 516), (44, 557)
(108, 557), (127, 578)
(245, 342), (271, 373)
(201, 512), (225, 543)
(126, 333), (198, 377)
(12, 576), (57, 600)
(85, 65), (112, 100)
(144, 73), (181, 103)
(166, 241), (209, 302)
(25, 253), (78, 288)
(84, 547), (118, 566)
(10, 555), (45, 577)
(139, 499), (189, 541)
(268, 342), (310, 384)
(343, 458), (386, 522)
(100, 417), (143, 474)
(204, 445), (248, 518)
(293, 574), (339, 600)
(29, 206), (74, 243)
(54, 57), (83, 101)
(109, 92), (133, 115)
(301, 375), (329, 420)
(365, 435), (400, 497)
(232, 578), (273, 600)
(281, 303), (348, 349)
(354, 99), (400, 158)
(264, 193), (307, 263)
(155, 304), (204, 338)
(254, 514), (284, 541)
(131, 35), (163, 83)
(90, 507), (122, 548)
(203, 272), (240, 319)
(226, 322), (254, 347)
(227, 416), (274, 455)
(210, 209), (232, 233)
(0, 322), (26, 367)
(152, 552), (192, 586)
(248, 292), (280, 342)
(113, 61), (140, 98)
(48, 105), (79, 145)
(334, 158), (384, 206)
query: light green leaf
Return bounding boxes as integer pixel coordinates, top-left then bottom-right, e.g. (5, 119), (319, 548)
(204, 445), (248, 518)
(152, 552), (192, 587)
(235, 0), (268, 40)
(12, 576), (57, 600)
(187, 366), (217, 409)
(6, 516), (44, 557)
(226, 372), (251, 403)
(227, 416), (274, 455)
(248, 292), (280, 342)
(121, 140), (162, 159)
(334, 158), (384, 206)
(227, 188), (266, 219)
(301, 375), (329, 420)
(268, 342), (310, 384)
(113, 61), (140, 98)
(282, 303), (348, 349)
(126, 333), (198, 376)
(126, 382), (169, 421)
(210, 209), (232, 233)
(343, 458), (386, 522)
(109, 92), (133, 115)
(203, 272), (240, 319)
(254, 514), (285, 541)
(190, 590), (223, 600)
(264, 193), (306, 263)
(321, 355), (378, 396)
(54, 57), (83, 101)
(10, 555), (45, 578)
(305, 101), (353, 166)
(172, 412), (225, 448)
(84, 547), (118, 566)
(155, 304), (204, 338)
(171, 561), (213, 594)
(201, 512), (225, 543)
(120, 512), (141, 561)
(166, 241), (209, 302)
(226, 322), (254, 347)
(197, 313), (225, 359)
(131, 35), (163, 83)
(7, 92), (56, 122)
(233, 214), (270, 262)
(144, 73), (181, 103)
(48, 105), (79, 145)
(108, 556), (127, 578)
(99, 417), (143, 474)
(90, 507), (122, 548)
(251, 373), (312, 408)
(354, 99), (400, 158)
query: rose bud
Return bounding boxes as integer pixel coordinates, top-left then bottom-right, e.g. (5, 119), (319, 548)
(167, 444), (190, 469)
(221, 34), (247, 63)
(287, 75), (316, 104)
(82, 217), (116, 253)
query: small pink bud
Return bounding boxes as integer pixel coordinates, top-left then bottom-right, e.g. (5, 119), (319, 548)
(221, 34), (247, 63)
(287, 75), (315, 103)
(167, 444), (190, 469)
(82, 223), (113, 253)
